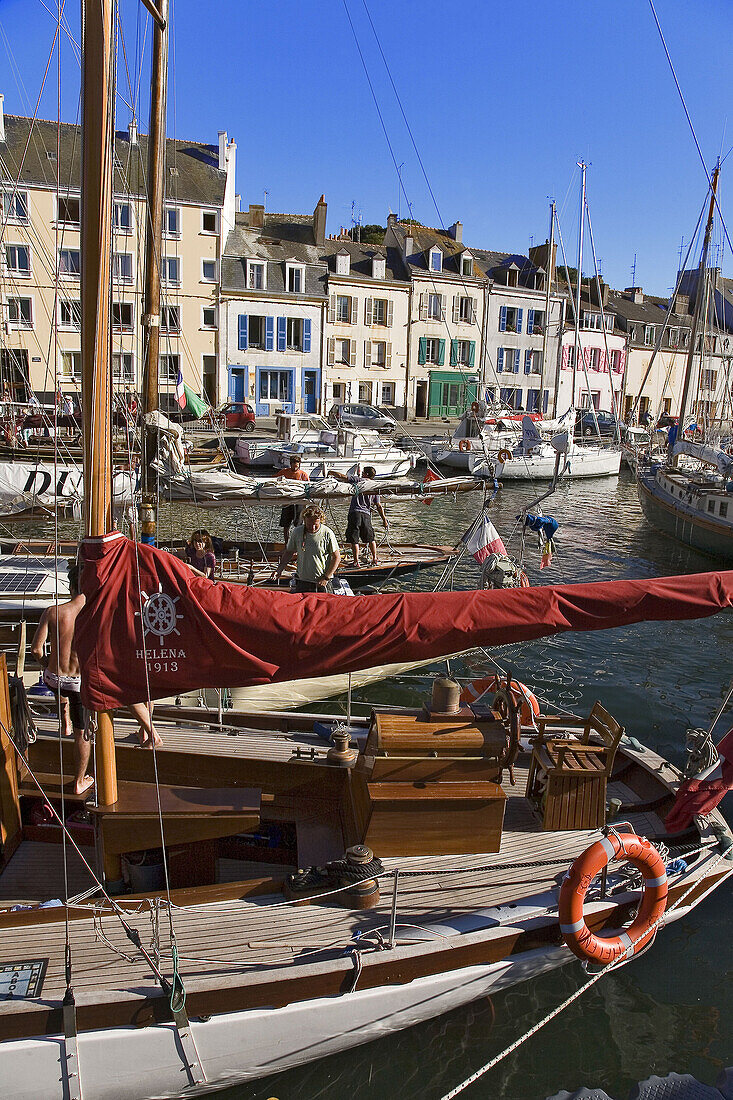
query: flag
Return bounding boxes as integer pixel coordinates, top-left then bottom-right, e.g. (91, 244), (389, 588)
(175, 369), (209, 419)
(664, 727), (733, 833)
(175, 368), (186, 409)
(421, 467), (440, 505)
(462, 514), (507, 564)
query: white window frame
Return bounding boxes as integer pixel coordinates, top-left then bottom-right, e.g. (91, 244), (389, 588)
(1, 189), (29, 223)
(163, 206), (181, 238)
(58, 299), (81, 330)
(61, 350), (82, 379)
(458, 296), (474, 323)
(644, 325), (655, 346)
(381, 381), (395, 405)
(201, 305), (217, 329)
(112, 200), (132, 233)
(56, 193), (81, 227)
(201, 258), (218, 283)
(372, 298), (388, 326)
(58, 248), (80, 279)
(427, 293), (442, 321)
(286, 317), (303, 351)
(429, 248), (443, 273)
(582, 311), (602, 331)
(112, 301), (134, 332)
(112, 351), (135, 383)
(455, 339), (471, 366)
(162, 256), (180, 285)
(425, 337), (441, 364)
(336, 295), (351, 324)
(372, 256), (386, 279)
(7, 296), (33, 329)
(286, 263), (305, 293)
(337, 338), (351, 365)
(161, 303), (181, 334)
(461, 255), (473, 277)
(6, 244), (32, 277)
(246, 260), (265, 291)
(201, 209), (218, 235)
(112, 252), (133, 283)
(159, 353), (180, 383)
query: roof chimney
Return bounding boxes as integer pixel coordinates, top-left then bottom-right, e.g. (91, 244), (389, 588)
(625, 286), (644, 305)
(529, 239), (556, 285)
(403, 233), (414, 259)
(218, 130), (227, 171)
(0, 95), (5, 144)
(387, 212), (397, 227)
(313, 194), (327, 247)
(128, 118), (138, 146)
(448, 220), (463, 244)
(672, 292), (690, 315)
(248, 203), (264, 230)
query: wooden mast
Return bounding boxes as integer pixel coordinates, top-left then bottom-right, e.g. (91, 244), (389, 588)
(572, 162), (586, 412)
(139, 0), (169, 545)
(674, 163), (720, 466)
(80, 0), (117, 807)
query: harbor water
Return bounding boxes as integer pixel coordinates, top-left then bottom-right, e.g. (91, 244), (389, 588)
(20, 467), (733, 1099)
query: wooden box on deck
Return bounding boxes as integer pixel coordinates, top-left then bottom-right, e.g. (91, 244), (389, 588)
(367, 712), (506, 760)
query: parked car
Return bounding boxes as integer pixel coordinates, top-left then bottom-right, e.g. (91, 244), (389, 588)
(216, 401), (256, 431)
(327, 403), (396, 432)
(574, 410), (619, 438)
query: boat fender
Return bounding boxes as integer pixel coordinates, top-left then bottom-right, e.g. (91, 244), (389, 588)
(497, 448), (513, 463)
(458, 439), (471, 452)
(559, 830), (667, 964)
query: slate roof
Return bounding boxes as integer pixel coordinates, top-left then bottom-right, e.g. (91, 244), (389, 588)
(606, 289), (692, 328)
(321, 239), (408, 283)
(221, 212), (328, 298)
(388, 222), (483, 277)
(0, 114), (227, 206)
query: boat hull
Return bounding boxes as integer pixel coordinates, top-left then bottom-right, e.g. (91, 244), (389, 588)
(637, 467), (733, 561)
(492, 446), (622, 480)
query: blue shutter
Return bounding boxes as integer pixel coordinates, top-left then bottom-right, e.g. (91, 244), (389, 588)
(418, 336), (427, 365)
(238, 314), (248, 351)
(527, 309), (534, 335)
(497, 348), (504, 372)
(468, 341), (475, 368)
(543, 390), (549, 413)
(265, 316), (274, 351)
(514, 349), (521, 373)
(499, 305), (507, 332)
(303, 318), (311, 353)
(516, 308), (523, 334)
(524, 350), (532, 374)
(450, 339), (458, 367)
(277, 316), (287, 352)
(437, 339), (445, 367)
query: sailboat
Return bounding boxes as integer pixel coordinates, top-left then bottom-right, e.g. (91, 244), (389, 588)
(1, 6), (733, 1098)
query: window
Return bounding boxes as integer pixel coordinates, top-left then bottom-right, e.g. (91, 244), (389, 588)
(162, 256), (180, 284)
(365, 340), (389, 368)
(112, 352), (134, 382)
(680, 330), (690, 348)
(644, 325), (655, 346)
(112, 252), (133, 282)
(462, 256), (472, 277)
(358, 382), (373, 403)
(59, 299), (81, 329)
(457, 296), (474, 323)
(202, 259), (217, 282)
(286, 317), (303, 351)
(372, 298), (387, 326)
(61, 351), (82, 378)
(7, 244), (31, 276)
(113, 201), (131, 231)
(336, 252), (350, 276)
(589, 347), (601, 370)
(526, 388), (541, 412)
(720, 501), (729, 519)
(497, 347), (520, 373)
(702, 369), (718, 390)
(668, 327), (679, 348)
(582, 311), (602, 330)
(1, 189), (28, 222)
(527, 309), (545, 335)
(7, 297), (32, 327)
(381, 382), (395, 405)
(610, 349), (622, 373)
(333, 383), (346, 403)
(202, 306), (217, 328)
(429, 248), (443, 273)
(57, 195), (80, 226)
(499, 305), (522, 333)
(427, 293), (442, 321)
(164, 207), (180, 237)
(372, 256), (386, 279)
(248, 316), (266, 349)
(287, 265), (304, 293)
(454, 340), (472, 366)
(112, 302), (134, 331)
(247, 261), (265, 290)
(425, 338), (442, 364)
(336, 295), (351, 323)
(201, 210), (218, 234)
(628, 325), (637, 342)
(259, 369), (291, 402)
(337, 338), (351, 364)
(161, 304), (180, 333)
(160, 354), (179, 382)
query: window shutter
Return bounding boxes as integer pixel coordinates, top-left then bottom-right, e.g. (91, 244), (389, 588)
(527, 308), (535, 335)
(419, 293), (427, 321)
(499, 305), (507, 331)
(265, 316), (274, 351)
(386, 342), (392, 369)
(437, 339), (445, 367)
(514, 349), (521, 373)
(452, 296), (460, 324)
(349, 340), (357, 368)
(329, 294), (336, 323)
(387, 300), (393, 327)
(351, 297), (358, 324)
(303, 318), (311, 353)
(277, 316), (287, 352)
(238, 314), (248, 351)
(327, 337), (335, 366)
(497, 348), (504, 372)
(471, 297), (477, 323)
(516, 308), (523, 334)
(524, 349), (532, 374)
(440, 294), (446, 321)
(365, 298), (372, 326)
(418, 336), (427, 365)
(364, 341), (372, 368)
(468, 341), (475, 368)
(450, 339), (458, 367)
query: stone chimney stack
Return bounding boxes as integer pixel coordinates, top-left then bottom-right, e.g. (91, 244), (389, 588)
(403, 233), (414, 259)
(218, 130), (227, 171)
(128, 118), (138, 146)
(248, 204), (264, 230)
(387, 212), (398, 227)
(313, 194), (327, 247)
(673, 292), (690, 315)
(529, 240), (557, 285)
(448, 221), (463, 244)
(625, 287), (644, 305)
(0, 95), (5, 144)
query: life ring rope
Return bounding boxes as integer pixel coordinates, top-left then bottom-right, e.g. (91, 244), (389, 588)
(497, 448), (513, 463)
(458, 439), (471, 452)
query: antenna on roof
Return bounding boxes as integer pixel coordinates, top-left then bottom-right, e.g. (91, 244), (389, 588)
(351, 200), (361, 242)
(263, 189), (269, 213)
(677, 236), (685, 273)
(631, 252), (637, 287)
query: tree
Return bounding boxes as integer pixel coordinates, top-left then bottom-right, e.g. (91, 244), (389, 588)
(349, 224), (385, 244)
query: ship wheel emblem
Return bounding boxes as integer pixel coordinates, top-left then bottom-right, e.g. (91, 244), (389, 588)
(136, 584), (184, 645)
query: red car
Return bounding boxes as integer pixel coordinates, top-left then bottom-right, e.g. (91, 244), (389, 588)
(217, 402), (256, 431)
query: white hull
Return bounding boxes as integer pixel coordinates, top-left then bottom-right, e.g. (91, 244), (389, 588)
(493, 445), (622, 480)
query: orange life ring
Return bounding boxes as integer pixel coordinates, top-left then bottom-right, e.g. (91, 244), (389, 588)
(559, 830), (667, 965)
(471, 401), (481, 416)
(497, 448), (513, 463)
(458, 439), (471, 452)
(460, 674), (540, 729)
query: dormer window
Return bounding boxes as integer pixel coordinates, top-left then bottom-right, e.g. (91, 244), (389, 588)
(336, 251), (350, 276)
(246, 260), (265, 290)
(372, 256), (386, 280)
(461, 252), (473, 277)
(286, 263), (305, 293)
(429, 248), (443, 273)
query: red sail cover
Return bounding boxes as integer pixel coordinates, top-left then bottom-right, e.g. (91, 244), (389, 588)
(76, 532), (733, 710)
(664, 727), (733, 833)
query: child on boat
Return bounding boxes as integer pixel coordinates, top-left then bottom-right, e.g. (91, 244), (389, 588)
(185, 529), (216, 578)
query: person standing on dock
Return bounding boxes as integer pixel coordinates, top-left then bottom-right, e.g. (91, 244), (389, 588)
(277, 453), (310, 544)
(273, 504), (341, 592)
(328, 465), (388, 568)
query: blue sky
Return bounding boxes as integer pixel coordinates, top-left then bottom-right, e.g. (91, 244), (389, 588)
(1, 0), (732, 296)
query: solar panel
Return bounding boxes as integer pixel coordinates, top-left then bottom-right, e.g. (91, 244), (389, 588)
(0, 571), (49, 594)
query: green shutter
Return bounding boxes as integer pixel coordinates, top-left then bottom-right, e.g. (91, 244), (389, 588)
(418, 336), (427, 365)
(468, 341), (475, 368)
(450, 339), (458, 367)
(437, 339), (445, 366)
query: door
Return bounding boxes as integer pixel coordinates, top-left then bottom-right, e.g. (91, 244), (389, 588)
(302, 369), (318, 413)
(415, 380), (428, 418)
(228, 367), (246, 403)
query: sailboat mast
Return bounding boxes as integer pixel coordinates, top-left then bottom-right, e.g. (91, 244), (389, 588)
(675, 164), (720, 464)
(572, 162), (586, 411)
(80, 0), (117, 805)
(539, 200), (554, 412)
(139, 0), (169, 545)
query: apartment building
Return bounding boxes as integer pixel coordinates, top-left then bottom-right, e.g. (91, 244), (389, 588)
(555, 280), (627, 416)
(0, 96), (236, 405)
(322, 236), (409, 415)
(220, 199), (328, 414)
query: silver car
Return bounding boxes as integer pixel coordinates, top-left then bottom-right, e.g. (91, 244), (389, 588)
(328, 403), (396, 432)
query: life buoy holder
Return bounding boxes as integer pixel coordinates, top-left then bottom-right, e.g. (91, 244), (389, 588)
(458, 439), (471, 452)
(497, 448), (513, 463)
(559, 830), (667, 965)
(460, 674), (540, 729)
